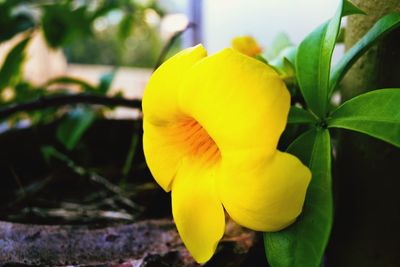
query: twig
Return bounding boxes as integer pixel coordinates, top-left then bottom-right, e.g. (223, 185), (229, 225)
(154, 23), (194, 70)
(9, 166), (25, 196)
(17, 207), (135, 222)
(0, 93), (142, 120)
(4, 174), (54, 209)
(45, 147), (143, 212)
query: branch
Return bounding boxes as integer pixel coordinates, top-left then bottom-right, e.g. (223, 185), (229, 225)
(0, 219), (184, 265)
(0, 219), (255, 265)
(0, 93), (142, 120)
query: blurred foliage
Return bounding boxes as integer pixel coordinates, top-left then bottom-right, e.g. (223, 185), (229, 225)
(41, 2), (92, 48)
(0, 0), (167, 103)
(0, 0), (169, 150)
(0, 36), (31, 92)
(56, 106), (97, 150)
(0, 0), (35, 43)
(57, 0), (166, 67)
(56, 71), (115, 150)
(64, 20), (163, 67)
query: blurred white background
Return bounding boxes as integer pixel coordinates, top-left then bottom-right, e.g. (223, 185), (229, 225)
(165, 0), (344, 63)
(201, 0), (340, 52)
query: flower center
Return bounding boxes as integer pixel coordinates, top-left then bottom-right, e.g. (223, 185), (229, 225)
(179, 118), (221, 165)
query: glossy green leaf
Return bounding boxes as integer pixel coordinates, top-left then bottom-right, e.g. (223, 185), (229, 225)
(328, 88), (400, 147)
(56, 107), (96, 150)
(296, 0), (364, 117)
(0, 36), (30, 92)
(287, 106), (317, 124)
(330, 13), (400, 94)
(265, 128), (333, 267)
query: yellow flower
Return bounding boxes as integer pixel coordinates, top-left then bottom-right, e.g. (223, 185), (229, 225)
(231, 35), (262, 57)
(142, 45), (311, 263)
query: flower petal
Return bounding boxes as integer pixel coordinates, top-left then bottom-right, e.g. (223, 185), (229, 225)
(218, 151), (311, 231)
(231, 36), (262, 57)
(172, 158), (225, 263)
(142, 45), (207, 191)
(179, 48), (290, 158)
(143, 44), (207, 123)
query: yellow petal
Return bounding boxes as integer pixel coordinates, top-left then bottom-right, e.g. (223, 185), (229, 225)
(231, 36), (262, 57)
(179, 48), (289, 158)
(218, 151), (311, 231)
(142, 45), (207, 191)
(142, 44), (207, 123)
(172, 158), (225, 263)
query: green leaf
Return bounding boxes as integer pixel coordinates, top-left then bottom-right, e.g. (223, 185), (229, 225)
(328, 88), (400, 147)
(56, 107), (96, 150)
(12, 81), (46, 103)
(42, 3), (92, 48)
(90, 0), (119, 21)
(265, 32), (293, 61)
(0, 1), (35, 43)
(98, 71), (116, 94)
(265, 128), (333, 267)
(41, 145), (72, 165)
(46, 72), (115, 94)
(269, 47), (297, 78)
(330, 13), (400, 94)
(122, 133), (139, 176)
(45, 76), (96, 91)
(41, 4), (71, 48)
(255, 55), (270, 65)
(287, 106), (317, 124)
(296, 0), (364, 117)
(41, 145), (58, 165)
(118, 13), (135, 41)
(0, 36), (30, 92)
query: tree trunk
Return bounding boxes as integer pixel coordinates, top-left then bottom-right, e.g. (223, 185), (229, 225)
(326, 1), (400, 267)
